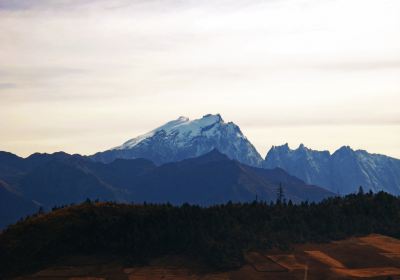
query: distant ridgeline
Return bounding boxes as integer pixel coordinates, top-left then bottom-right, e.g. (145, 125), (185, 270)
(91, 114), (400, 196)
(1, 114), (399, 229)
(264, 143), (400, 196)
(1, 191), (399, 278)
(0, 149), (333, 229)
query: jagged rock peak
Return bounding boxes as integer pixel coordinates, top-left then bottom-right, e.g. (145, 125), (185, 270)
(92, 114), (263, 167)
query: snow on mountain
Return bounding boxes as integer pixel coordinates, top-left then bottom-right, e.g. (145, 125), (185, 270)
(264, 144), (400, 195)
(92, 114), (263, 167)
(92, 114), (400, 195)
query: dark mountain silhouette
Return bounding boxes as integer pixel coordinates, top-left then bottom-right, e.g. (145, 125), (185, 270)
(0, 149), (334, 229)
(0, 151), (27, 173)
(19, 160), (118, 207)
(0, 180), (38, 229)
(87, 158), (156, 189)
(129, 149), (333, 205)
(0, 151), (30, 187)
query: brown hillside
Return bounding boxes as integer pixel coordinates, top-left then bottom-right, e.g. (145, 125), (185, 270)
(12, 234), (400, 280)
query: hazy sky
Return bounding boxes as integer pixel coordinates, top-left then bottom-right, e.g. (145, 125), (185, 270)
(1, 0), (400, 158)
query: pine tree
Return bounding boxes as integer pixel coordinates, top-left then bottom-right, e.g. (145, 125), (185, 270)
(276, 183), (285, 204)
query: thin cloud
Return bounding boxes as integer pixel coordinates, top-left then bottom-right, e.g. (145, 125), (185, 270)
(312, 60), (400, 72)
(0, 83), (16, 90)
(240, 118), (400, 127)
(0, 0), (115, 11)
(0, 67), (87, 79)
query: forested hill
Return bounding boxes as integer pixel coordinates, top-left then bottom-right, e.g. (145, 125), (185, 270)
(1, 191), (400, 278)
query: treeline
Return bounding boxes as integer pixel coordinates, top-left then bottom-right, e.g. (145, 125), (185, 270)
(0, 191), (400, 277)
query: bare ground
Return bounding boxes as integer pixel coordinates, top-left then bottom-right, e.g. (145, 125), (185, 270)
(12, 234), (400, 280)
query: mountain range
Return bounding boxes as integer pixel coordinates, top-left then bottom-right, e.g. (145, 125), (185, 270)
(93, 114), (400, 195)
(0, 149), (332, 228)
(1, 113), (399, 228)
(264, 143), (400, 195)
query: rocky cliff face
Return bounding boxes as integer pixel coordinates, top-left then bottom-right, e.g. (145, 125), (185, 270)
(264, 144), (400, 195)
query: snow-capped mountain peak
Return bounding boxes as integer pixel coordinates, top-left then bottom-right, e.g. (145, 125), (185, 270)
(114, 114), (226, 150)
(93, 114), (263, 166)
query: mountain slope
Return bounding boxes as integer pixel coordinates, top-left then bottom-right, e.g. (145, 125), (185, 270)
(19, 160), (119, 207)
(264, 144), (400, 194)
(0, 151), (30, 187)
(128, 149), (333, 205)
(0, 180), (38, 229)
(91, 114), (263, 167)
(0, 152), (156, 211)
(0, 149), (333, 228)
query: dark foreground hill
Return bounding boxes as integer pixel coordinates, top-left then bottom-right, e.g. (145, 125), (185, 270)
(10, 234), (400, 280)
(1, 191), (399, 278)
(0, 150), (333, 228)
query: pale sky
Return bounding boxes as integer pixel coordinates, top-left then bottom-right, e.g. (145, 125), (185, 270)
(0, 0), (400, 158)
